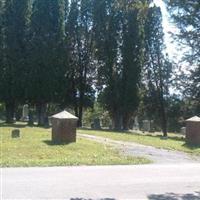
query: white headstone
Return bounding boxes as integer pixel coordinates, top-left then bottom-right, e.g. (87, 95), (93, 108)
(22, 104), (29, 121)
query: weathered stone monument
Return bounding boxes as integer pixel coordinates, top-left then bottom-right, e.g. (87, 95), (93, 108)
(186, 116), (200, 145)
(50, 111), (78, 144)
(91, 118), (101, 129)
(142, 120), (151, 132)
(133, 116), (139, 130)
(11, 129), (20, 138)
(21, 104), (29, 121)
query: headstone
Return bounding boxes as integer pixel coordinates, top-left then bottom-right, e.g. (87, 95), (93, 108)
(181, 127), (186, 134)
(22, 104), (29, 121)
(12, 129), (20, 138)
(133, 116), (139, 130)
(142, 120), (151, 132)
(93, 118), (101, 129)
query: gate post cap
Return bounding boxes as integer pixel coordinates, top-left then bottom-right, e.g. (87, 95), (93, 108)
(186, 116), (200, 122)
(50, 110), (78, 120)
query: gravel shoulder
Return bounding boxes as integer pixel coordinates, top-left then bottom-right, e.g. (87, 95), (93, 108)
(79, 133), (200, 164)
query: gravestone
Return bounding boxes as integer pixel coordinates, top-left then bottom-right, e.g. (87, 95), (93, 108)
(91, 118), (101, 130)
(142, 120), (151, 132)
(181, 127), (186, 134)
(133, 116), (139, 130)
(12, 129), (20, 138)
(22, 104), (29, 121)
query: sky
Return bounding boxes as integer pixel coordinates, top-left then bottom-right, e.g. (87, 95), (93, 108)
(153, 0), (182, 62)
(153, 0), (186, 95)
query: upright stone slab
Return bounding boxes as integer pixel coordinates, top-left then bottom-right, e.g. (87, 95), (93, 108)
(186, 116), (200, 145)
(22, 104), (29, 121)
(92, 118), (101, 130)
(50, 111), (78, 144)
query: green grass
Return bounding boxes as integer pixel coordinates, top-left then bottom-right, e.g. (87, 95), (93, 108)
(78, 129), (200, 155)
(0, 123), (150, 167)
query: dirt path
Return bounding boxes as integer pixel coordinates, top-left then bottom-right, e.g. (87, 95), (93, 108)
(78, 133), (200, 164)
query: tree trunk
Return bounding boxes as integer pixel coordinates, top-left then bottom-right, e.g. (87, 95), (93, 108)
(159, 96), (168, 137)
(5, 102), (15, 123)
(157, 85), (168, 137)
(122, 114), (130, 130)
(112, 113), (122, 130)
(78, 84), (83, 127)
(36, 103), (48, 126)
(78, 105), (83, 127)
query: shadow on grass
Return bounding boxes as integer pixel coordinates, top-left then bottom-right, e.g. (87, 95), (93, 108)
(0, 122), (51, 129)
(147, 134), (185, 142)
(79, 128), (185, 142)
(0, 122), (27, 128)
(182, 143), (200, 150)
(79, 127), (121, 133)
(148, 191), (200, 200)
(43, 140), (73, 146)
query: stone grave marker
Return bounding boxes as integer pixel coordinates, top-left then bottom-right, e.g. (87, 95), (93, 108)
(22, 104), (29, 121)
(12, 129), (20, 138)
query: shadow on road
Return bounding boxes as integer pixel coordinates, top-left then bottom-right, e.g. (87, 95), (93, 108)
(70, 199), (115, 200)
(148, 191), (200, 200)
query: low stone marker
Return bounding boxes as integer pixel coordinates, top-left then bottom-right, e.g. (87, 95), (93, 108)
(181, 127), (186, 134)
(12, 129), (20, 138)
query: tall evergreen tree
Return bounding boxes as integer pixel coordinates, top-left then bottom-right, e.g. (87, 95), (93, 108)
(93, 0), (122, 129)
(66, 0), (95, 126)
(28, 0), (66, 126)
(0, 0), (4, 71)
(0, 0), (30, 123)
(120, 2), (146, 130)
(94, 0), (147, 130)
(0, 1), (5, 110)
(144, 6), (172, 136)
(167, 0), (200, 115)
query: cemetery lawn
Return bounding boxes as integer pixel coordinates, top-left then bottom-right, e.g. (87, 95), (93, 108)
(0, 123), (150, 167)
(78, 129), (200, 156)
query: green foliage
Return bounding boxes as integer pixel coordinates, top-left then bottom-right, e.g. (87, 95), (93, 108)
(0, 0), (30, 103)
(28, 0), (66, 104)
(167, 0), (200, 65)
(83, 102), (111, 127)
(143, 6), (173, 136)
(94, 0), (148, 130)
(167, 0), (200, 114)
(1, 0), (197, 130)
(65, 0), (96, 126)
(0, 0), (30, 122)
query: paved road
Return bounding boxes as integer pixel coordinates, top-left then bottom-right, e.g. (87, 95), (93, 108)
(1, 164), (200, 200)
(79, 134), (200, 164)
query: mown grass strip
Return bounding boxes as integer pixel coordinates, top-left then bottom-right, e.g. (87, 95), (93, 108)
(0, 123), (150, 167)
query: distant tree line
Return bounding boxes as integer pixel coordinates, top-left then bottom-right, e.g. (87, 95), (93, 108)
(0, 0), (199, 136)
